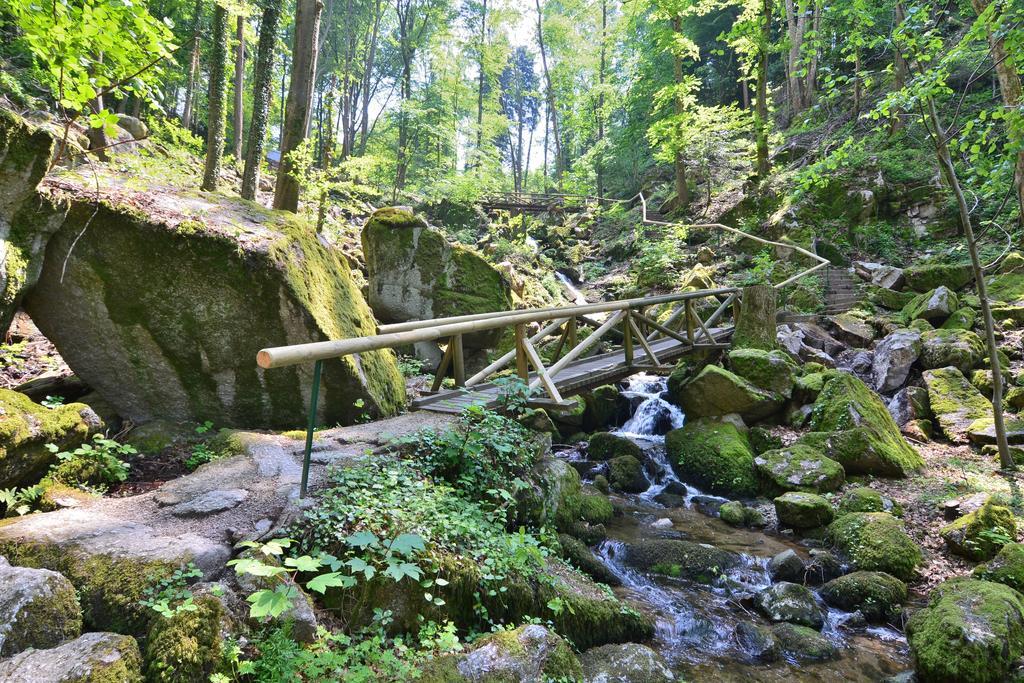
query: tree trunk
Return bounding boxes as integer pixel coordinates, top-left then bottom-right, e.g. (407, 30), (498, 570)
(536, 0), (562, 186)
(754, 0), (772, 178)
(784, 0), (806, 113)
(201, 4), (229, 191)
(273, 0), (325, 211)
(732, 284), (778, 351)
(926, 97), (1013, 469)
(804, 1), (820, 105)
(181, 0), (203, 130)
(358, 0), (382, 154)
(232, 15), (245, 160)
(853, 48), (862, 119)
(971, 0), (1024, 226)
(475, 0), (487, 168)
(394, 54), (412, 195)
(242, 0), (283, 201)
(672, 16), (689, 211)
(596, 0), (606, 200)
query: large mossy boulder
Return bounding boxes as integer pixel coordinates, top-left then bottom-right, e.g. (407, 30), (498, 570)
(770, 623), (837, 661)
(420, 624), (582, 683)
(580, 643), (676, 683)
(362, 207), (512, 348)
(754, 444), (845, 495)
(919, 328), (986, 374)
(940, 498), (1017, 561)
(807, 373), (923, 476)
(820, 571), (907, 623)
(587, 432), (642, 460)
(665, 418), (758, 497)
(967, 417), (1024, 446)
(144, 594), (227, 683)
(904, 262), (974, 293)
(727, 348), (797, 397)
(974, 542), (1024, 592)
(774, 492), (834, 529)
(986, 271), (1024, 305)
(906, 578), (1024, 683)
(624, 539), (740, 582)
(0, 389), (101, 488)
(0, 560), (82, 657)
(901, 286), (959, 324)
(0, 631), (144, 683)
(675, 365), (784, 422)
(922, 367), (993, 442)
(827, 512), (922, 581)
(581, 385), (629, 431)
(607, 454), (648, 493)
(25, 177), (406, 429)
(0, 109), (66, 335)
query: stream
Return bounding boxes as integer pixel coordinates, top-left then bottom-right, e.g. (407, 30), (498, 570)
(561, 373), (912, 682)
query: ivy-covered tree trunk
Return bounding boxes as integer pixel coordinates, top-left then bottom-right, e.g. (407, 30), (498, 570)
(753, 0), (772, 178)
(971, 0), (1024, 226)
(273, 0), (324, 211)
(232, 15), (245, 160)
(536, 0), (563, 187)
(241, 0), (282, 201)
(181, 0), (203, 130)
(732, 284), (778, 351)
(201, 3), (229, 191)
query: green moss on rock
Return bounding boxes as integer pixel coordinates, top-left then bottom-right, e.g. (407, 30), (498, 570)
(676, 365), (784, 422)
(906, 578), (1024, 683)
(666, 418), (758, 497)
(774, 492), (834, 529)
(837, 487), (900, 516)
(808, 374), (923, 476)
(0, 389), (100, 489)
(144, 595), (226, 683)
(827, 512), (922, 581)
(820, 571), (907, 622)
(940, 498), (1017, 561)
(624, 539), (739, 583)
(587, 432), (642, 461)
(727, 348), (797, 397)
(904, 262), (973, 292)
(607, 454), (647, 493)
(942, 307), (977, 330)
(754, 444), (845, 495)
(920, 329), (986, 374)
(923, 367), (993, 442)
(974, 542), (1024, 592)
(770, 623), (837, 661)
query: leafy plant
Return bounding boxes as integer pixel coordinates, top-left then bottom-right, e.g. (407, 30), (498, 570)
(41, 395), (65, 408)
(493, 376), (535, 417)
(186, 443), (218, 471)
(45, 434), (134, 489)
(0, 485), (44, 517)
(139, 562), (203, 618)
(397, 355), (427, 378)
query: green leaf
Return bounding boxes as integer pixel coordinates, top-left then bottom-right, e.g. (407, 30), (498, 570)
(345, 530), (380, 549)
(306, 572), (356, 594)
(246, 586), (296, 619)
(284, 555), (322, 573)
(389, 533), (426, 557)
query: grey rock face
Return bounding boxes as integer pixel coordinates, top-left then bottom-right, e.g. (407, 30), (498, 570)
(872, 329), (922, 393)
(0, 632), (143, 682)
(581, 642), (675, 682)
(755, 581), (825, 629)
(0, 563), (82, 657)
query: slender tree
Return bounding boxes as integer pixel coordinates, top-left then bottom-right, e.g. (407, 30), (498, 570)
(181, 0), (204, 130)
(232, 14), (246, 159)
(201, 2), (230, 191)
(273, 0), (325, 211)
(242, 0), (284, 200)
(535, 0), (563, 186)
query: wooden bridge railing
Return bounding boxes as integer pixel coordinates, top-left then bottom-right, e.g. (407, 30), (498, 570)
(258, 191), (830, 495)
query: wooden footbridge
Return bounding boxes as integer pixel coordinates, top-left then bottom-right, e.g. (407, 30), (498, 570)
(257, 192), (830, 495)
(479, 192), (598, 216)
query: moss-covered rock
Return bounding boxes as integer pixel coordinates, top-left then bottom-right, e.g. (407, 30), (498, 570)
(942, 307), (977, 330)
(26, 188), (406, 430)
(754, 444), (845, 495)
(868, 285), (916, 311)
(967, 417), (1024, 446)
(0, 631), (144, 682)
(770, 623), (837, 661)
(675, 365), (784, 422)
(580, 642), (675, 683)
(940, 498), (1017, 561)
(727, 348), (797, 397)
(607, 454), (648, 493)
(0, 389), (101, 488)
(807, 373), (923, 476)
(0, 561), (82, 657)
(827, 512), (922, 581)
(362, 207), (512, 348)
(145, 595), (227, 683)
(420, 624), (582, 683)
(920, 329), (986, 374)
(0, 108), (65, 335)
(748, 426), (783, 455)
(624, 539), (739, 582)
(718, 501), (747, 526)
(774, 492), (834, 529)
(973, 542), (1024, 592)
(666, 418), (758, 497)
(922, 367), (993, 442)
(755, 581), (824, 628)
(665, 352), (717, 405)
(582, 385), (629, 431)
(558, 534), (620, 587)
(587, 432), (642, 461)
(820, 571), (907, 622)
(904, 262), (973, 292)
(837, 487), (900, 516)
(901, 286), (959, 323)
(986, 272), (1024, 304)
(906, 578), (1024, 683)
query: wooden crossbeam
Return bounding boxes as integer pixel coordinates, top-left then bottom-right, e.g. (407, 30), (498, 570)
(522, 337), (563, 402)
(629, 317), (660, 366)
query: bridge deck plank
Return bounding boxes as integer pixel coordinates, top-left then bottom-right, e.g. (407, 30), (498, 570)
(413, 328), (731, 413)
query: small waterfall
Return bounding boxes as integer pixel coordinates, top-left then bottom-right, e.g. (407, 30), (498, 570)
(618, 373), (685, 439)
(554, 271), (589, 307)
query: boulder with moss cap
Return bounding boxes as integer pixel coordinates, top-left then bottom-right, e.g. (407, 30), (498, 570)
(940, 498), (1017, 561)
(807, 373), (923, 476)
(973, 542), (1024, 592)
(0, 559), (82, 657)
(0, 389), (102, 488)
(906, 578), (1024, 683)
(676, 365), (785, 422)
(922, 367), (992, 442)
(666, 418), (758, 497)
(362, 207), (512, 348)
(0, 631), (144, 682)
(820, 571), (907, 622)
(827, 512), (922, 581)
(754, 444), (845, 495)
(919, 329), (986, 374)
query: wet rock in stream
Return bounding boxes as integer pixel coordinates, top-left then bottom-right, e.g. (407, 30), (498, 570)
(581, 642), (676, 683)
(754, 581), (825, 629)
(733, 621), (781, 663)
(624, 539), (740, 582)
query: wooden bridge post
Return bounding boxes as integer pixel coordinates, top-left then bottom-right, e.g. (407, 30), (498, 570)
(685, 300), (696, 343)
(514, 325), (529, 381)
(567, 316), (577, 348)
(623, 309), (634, 366)
(451, 334), (466, 387)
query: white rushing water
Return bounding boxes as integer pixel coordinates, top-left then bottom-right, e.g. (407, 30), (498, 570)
(554, 271), (589, 307)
